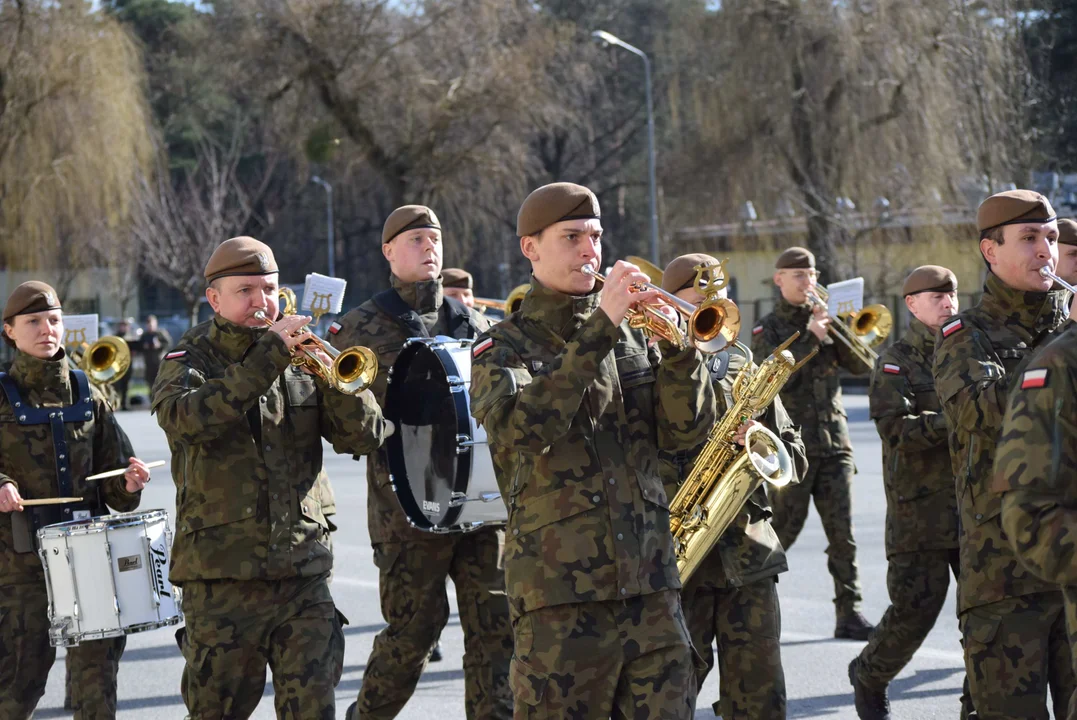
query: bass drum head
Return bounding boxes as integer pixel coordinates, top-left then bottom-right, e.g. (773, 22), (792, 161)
(385, 338), (471, 530)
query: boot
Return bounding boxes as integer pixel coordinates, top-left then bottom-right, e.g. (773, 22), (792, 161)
(848, 659), (891, 720)
(429, 640), (443, 663)
(835, 609), (874, 640)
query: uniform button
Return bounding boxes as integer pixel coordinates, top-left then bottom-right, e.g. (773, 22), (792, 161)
(592, 495), (601, 503)
(513, 529), (520, 536)
(608, 478), (616, 485)
(620, 588), (627, 596)
(271, 544), (277, 551)
(617, 533), (624, 540)
(246, 507), (253, 514)
(898, 495), (905, 501)
(975, 513), (983, 520)
(264, 444), (272, 453)
(260, 396), (267, 403)
(272, 493), (279, 500)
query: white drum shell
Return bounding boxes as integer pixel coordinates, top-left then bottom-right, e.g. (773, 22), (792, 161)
(37, 509), (182, 647)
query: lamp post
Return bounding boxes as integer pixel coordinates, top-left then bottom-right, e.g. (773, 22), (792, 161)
(310, 176), (335, 278)
(592, 30), (659, 267)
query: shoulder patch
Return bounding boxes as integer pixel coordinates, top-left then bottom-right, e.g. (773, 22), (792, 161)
(1020, 368), (1049, 389)
(882, 363), (901, 375)
(941, 319), (963, 338)
(752, 325), (764, 335)
(164, 350), (187, 360)
(473, 338), (494, 358)
(328, 321), (341, 335)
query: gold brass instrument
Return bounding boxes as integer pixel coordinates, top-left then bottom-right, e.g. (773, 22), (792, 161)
(255, 288), (377, 394)
(807, 285), (892, 367)
(474, 283), (530, 315)
(670, 334), (815, 583)
(1041, 265), (1077, 293)
(582, 262), (739, 353)
(69, 336), (131, 385)
(626, 255), (665, 287)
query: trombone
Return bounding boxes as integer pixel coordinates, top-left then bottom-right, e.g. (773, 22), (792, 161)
(256, 289), (377, 394)
(474, 283), (530, 315)
(1041, 265), (1077, 293)
(582, 263), (739, 353)
(69, 336), (131, 385)
(807, 285), (892, 367)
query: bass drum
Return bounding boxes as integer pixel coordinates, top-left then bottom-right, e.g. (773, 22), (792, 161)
(384, 336), (506, 532)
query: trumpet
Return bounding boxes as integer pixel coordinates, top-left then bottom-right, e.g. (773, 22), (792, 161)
(1040, 265), (1077, 293)
(255, 290), (377, 395)
(806, 285), (891, 368)
(69, 336), (130, 385)
(582, 263), (739, 353)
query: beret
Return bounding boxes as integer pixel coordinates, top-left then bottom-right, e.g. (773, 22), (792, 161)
(775, 246), (815, 270)
(1058, 218), (1077, 247)
(382, 205), (440, 244)
(977, 190), (1056, 235)
(204, 237), (278, 282)
(662, 253), (721, 294)
(3, 281), (61, 323)
(441, 268), (473, 289)
(517, 183), (600, 237)
(902, 265), (957, 297)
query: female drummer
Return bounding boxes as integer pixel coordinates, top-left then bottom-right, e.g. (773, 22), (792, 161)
(0, 281), (151, 718)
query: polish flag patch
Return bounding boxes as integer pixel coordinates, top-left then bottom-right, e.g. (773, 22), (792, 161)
(164, 350), (186, 360)
(882, 363), (901, 375)
(473, 338), (494, 358)
(752, 325), (764, 336)
(1020, 368), (1049, 389)
(328, 322), (342, 335)
(941, 319), (963, 338)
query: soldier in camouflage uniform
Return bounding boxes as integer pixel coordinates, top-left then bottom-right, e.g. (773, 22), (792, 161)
(152, 237), (390, 719)
(848, 266), (973, 719)
(751, 246), (875, 639)
(662, 254), (808, 720)
(470, 183), (717, 719)
(330, 207), (512, 720)
(442, 267), (477, 309)
(1056, 219), (1077, 320)
(994, 322), (1077, 720)
(933, 190), (1074, 719)
(0, 281), (152, 719)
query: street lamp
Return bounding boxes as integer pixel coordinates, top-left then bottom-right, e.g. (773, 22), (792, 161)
(592, 30), (660, 267)
(310, 175), (335, 278)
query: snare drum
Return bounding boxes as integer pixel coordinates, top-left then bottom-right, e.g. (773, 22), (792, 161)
(37, 509), (182, 647)
(385, 336), (506, 532)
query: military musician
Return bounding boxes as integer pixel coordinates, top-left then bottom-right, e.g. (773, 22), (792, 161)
(442, 268), (477, 309)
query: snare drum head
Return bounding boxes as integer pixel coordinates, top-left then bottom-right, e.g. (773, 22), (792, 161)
(385, 338), (474, 530)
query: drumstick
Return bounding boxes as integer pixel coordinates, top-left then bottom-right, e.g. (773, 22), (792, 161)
(84, 460), (167, 482)
(22, 497), (86, 506)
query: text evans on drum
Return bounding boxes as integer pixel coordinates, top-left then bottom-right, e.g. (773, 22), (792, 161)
(384, 337), (506, 532)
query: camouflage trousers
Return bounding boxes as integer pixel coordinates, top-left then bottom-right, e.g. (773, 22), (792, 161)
(770, 452), (862, 611)
(1065, 588), (1077, 720)
(0, 580), (126, 719)
(352, 528), (513, 720)
(510, 589), (698, 720)
(960, 592), (1074, 719)
(682, 576), (785, 720)
(177, 573), (346, 720)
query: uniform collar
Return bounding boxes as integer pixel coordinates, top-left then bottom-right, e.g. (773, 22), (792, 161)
(209, 315), (267, 363)
(391, 273), (442, 315)
(9, 349), (71, 402)
(775, 297), (813, 324)
(980, 272), (1066, 334)
(904, 317), (937, 354)
(519, 275), (602, 340)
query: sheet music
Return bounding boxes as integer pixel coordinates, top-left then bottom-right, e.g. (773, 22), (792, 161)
(826, 277), (864, 317)
(302, 273), (347, 314)
(62, 314), (99, 347)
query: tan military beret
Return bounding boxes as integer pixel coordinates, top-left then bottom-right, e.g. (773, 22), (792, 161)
(3, 281), (61, 323)
(441, 268), (473, 289)
(662, 253), (721, 294)
(204, 237), (278, 282)
(382, 205), (441, 244)
(517, 182), (600, 237)
(1058, 218), (1077, 247)
(977, 190), (1056, 236)
(775, 246), (815, 270)
(902, 265), (957, 297)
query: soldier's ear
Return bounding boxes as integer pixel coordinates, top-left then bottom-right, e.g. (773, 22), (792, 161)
(205, 285), (221, 314)
(521, 235), (541, 263)
(979, 237), (998, 268)
(381, 241), (394, 265)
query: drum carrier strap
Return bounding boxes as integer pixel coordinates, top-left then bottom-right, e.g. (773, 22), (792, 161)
(373, 289), (477, 340)
(0, 369), (96, 551)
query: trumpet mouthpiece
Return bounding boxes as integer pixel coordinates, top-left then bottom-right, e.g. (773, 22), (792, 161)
(1039, 266), (1052, 278)
(254, 311), (268, 321)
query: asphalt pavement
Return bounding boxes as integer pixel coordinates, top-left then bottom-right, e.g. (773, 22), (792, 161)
(30, 394), (979, 719)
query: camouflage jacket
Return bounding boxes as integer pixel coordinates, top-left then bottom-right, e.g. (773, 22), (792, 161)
(751, 299), (872, 456)
(870, 318), (958, 557)
(469, 279), (716, 615)
(666, 348), (807, 590)
(994, 323), (1077, 590)
(328, 274), (490, 544)
(933, 272), (1069, 612)
(151, 316), (389, 583)
(1, 351), (140, 584)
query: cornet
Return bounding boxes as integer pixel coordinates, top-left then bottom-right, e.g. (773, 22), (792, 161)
(1040, 265), (1077, 293)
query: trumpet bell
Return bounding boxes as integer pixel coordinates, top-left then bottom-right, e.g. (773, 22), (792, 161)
(851, 304), (892, 347)
(80, 336), (131, 385)
(505, 284), (530, 314)
(690, 297), (740, 354)
(279, 287), (298, 316)
(333, 346), (379, 394)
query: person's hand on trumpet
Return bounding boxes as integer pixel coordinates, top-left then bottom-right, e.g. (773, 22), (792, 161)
(269, 315), (314, 350)
(597, 261), (661, 325)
